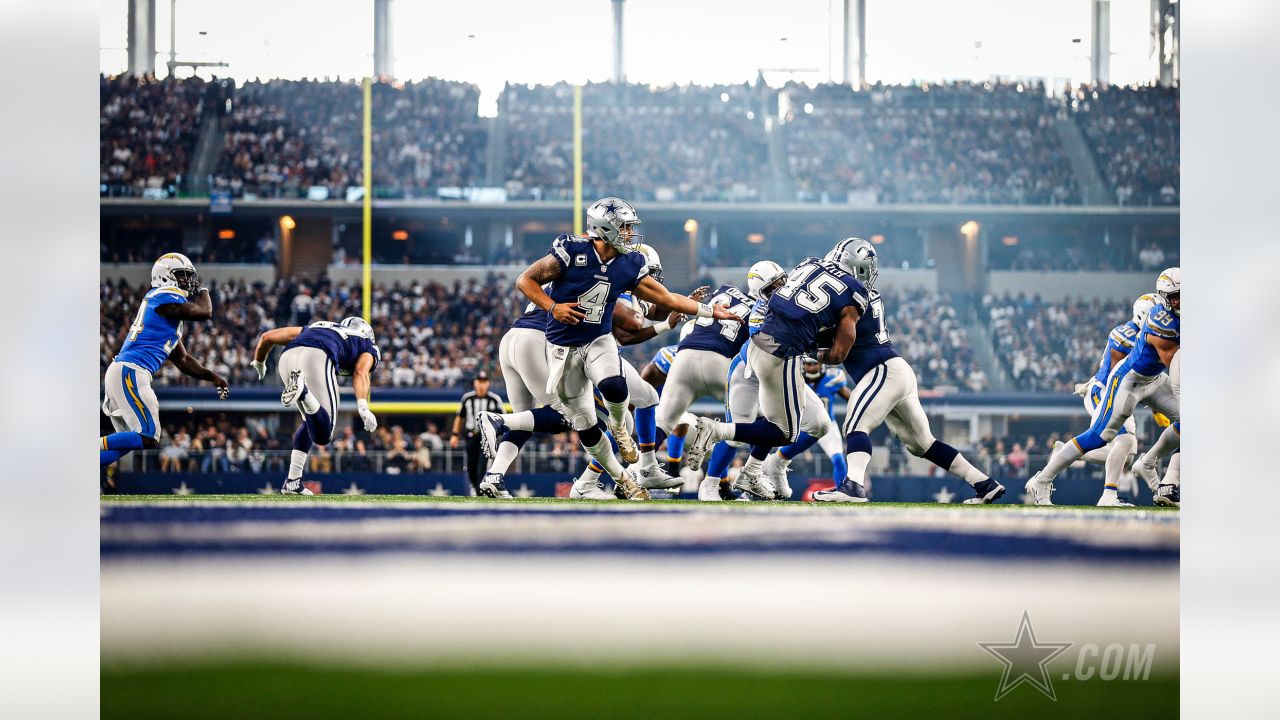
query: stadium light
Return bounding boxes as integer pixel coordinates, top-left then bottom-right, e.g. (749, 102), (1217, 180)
(960, 220), (980, 237)
(747, 233), (765, 244)
(684, 219), (698, 234)
(1002, 235), (1020, 246)
(392, 230), (409, 241)
(803, 103), (814, 114)
(279, 215), (296, 231)
(870, 234), (885, 245)
(217, 229), (235, 240)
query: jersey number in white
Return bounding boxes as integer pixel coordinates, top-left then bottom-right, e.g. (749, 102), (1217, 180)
(868, 297), (890, 344)
(577, 281), (611, 324)
(694, 291), (748, 340)
(775, 266), (843, 312)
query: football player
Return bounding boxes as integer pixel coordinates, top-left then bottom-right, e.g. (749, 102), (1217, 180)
(511, 197), (740, 501)
(683, 242), (866, 496)
(101, 253), (228, 469)
(808, 239), (1003, 504)
(1026, 268), (1180, 506)
(756, 356), (852, 499)
(251, 316), (381, 495)
(1133, 340), (1181, 505)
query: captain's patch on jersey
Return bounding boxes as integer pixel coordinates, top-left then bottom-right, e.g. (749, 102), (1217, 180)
(574, 254), (587, 266)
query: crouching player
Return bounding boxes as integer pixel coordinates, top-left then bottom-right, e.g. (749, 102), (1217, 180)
(252, 317), (381, 495)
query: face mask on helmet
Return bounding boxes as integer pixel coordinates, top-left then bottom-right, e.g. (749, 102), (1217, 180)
(151, 252), (200, 292)
(1155, 267), (1181, 315)
(802, 358), (823, 382)
(340, 316), (375, 340)
(586, 197), (643, 252)
(747, 260), (785, 299)
(825, 238), (878, 288)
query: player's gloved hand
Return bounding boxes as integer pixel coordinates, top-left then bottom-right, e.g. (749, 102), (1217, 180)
(688, 286), (711, 302)
(211, 374), (230, 400)
(251, 360), (267, 382)
(357, 399), (378, 432)
(1072, 381), (1090, 397)
(550, 302), (586, 325)
(1152, 412), (1171, 428)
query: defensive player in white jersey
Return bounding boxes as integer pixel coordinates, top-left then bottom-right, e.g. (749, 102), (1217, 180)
(512, 197), (739, 500)
(252, 317), (381, 495)
(1026, 268), (1180, 506)
(810, 239), (1003, 504)
(101, 253), (228, 473)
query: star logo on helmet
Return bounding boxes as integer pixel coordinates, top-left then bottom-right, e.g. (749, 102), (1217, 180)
(603, 201), (620, 215)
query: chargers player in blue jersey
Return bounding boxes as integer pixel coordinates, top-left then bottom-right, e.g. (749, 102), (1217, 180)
(639, 322), (697, 473)
(684, 242), (867, 493)
(252, 316), (381, 495)
(1027, 268), (1180, 506)
(101, 253), (228, 471)
(813, 238), (1003, 504)
(511, 197), (740, 500)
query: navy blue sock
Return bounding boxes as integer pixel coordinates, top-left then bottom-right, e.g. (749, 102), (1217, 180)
(597, 375), (628, 403)
(304, 406), (333, 445)
(750, 444), (772, 461)
(503, 430), (533, 448)
(293, 424), (313, 453)
(580, 425), (604, 447)
(530, 406), (572, 433)
(845, 431), (873, 455)
(923, 441), (959, 470)
(731, 418), (789, 447)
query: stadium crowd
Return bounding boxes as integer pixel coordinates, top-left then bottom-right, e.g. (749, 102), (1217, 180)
(100, 75), (209, 197)
(1072, 84), (1179, 206)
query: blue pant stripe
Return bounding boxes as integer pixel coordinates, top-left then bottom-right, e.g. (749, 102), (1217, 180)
(851, 365), (888, 432)
(844, 364), (883, 436)
(781, 356), (796, 441)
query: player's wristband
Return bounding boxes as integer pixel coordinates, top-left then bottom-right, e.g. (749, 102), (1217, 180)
(695, 302), (713, 319)
(357, 399), (370, 413)
(550, 303), (558, 315)
(652, 319), (672, 334)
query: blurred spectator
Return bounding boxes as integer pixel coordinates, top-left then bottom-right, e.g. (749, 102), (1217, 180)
(983, 291), (1130, 392)
(1072, 84), (1179, 206)
(100, 74), (206, 197)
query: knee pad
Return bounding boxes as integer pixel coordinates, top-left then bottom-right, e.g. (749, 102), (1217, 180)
(578, 425), (603, 447)
(845, 432), (872, 456)
(565, 406), (596, 432)
(597, 375), (629, 404)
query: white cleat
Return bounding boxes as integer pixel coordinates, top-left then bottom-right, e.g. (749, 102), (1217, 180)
(1024, 472), (1055, 506)
(697, 476), (724, 502)
(635, 464), (682, 490)
(1096, 495), (1134, 507)
(681, 417), (718, 473)
(478, 412), (506, 461)
(280, 479), (313, 496)
(478, 472), (513, 499)
(1132, 460), (1161, 492)
(761, 455), (793, 500)
(609, 422), (640, 464)
(733, 464), (775, 501)
(613, 468), (651, 501)
(569, 480), (616, 500)
(280, 370), (306, 407)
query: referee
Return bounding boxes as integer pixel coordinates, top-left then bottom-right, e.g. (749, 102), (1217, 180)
(451, 371), (504, 495)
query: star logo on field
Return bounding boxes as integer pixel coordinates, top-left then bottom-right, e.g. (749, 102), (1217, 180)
(341, 482), (365, 496)
(257, 482), (277, 495)
(171, 481), (194, 496)
(932, 486), (956, 504)
(514, 483), (536, 498)
(979, 612), (1073, 701)
(428, 482), (452, 497)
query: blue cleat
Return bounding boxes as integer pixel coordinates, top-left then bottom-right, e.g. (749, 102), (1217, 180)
(478, 412), (507, 461)
(1154, 483), (1180, 508)
(963, 478), (1006, 504)
(813, 479), (870, 503)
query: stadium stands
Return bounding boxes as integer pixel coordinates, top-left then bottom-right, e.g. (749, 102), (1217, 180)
(1072, 84), (1180, 206)
(100, 75), (208, 197)
(983, 291), (1130, 392)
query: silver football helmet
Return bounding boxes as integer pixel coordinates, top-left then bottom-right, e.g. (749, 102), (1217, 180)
(633, 242), (663, 283)
(151, 252), (199, 292)
(825, 237), (878, 288)
(1155, 267), (1180, 315)
(1131, 293), (1157, 327)
(746, 260), (785, 299)
(585, 196), (642, 252)
(340, 316), (375, 341)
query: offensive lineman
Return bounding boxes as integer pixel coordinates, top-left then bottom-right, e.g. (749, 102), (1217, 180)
(251, 317), (381, 495)
(101, 253), (228, 470)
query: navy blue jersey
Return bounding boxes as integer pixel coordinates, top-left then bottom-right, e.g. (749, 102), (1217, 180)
(755, 257), (869, 359)
(544, 234), (648, 347)
(679, 284), (753, 358)
(511, 286), (552, 332)
(115, 286), (189, 374)
(287, 321), (381, 376)
(842, 288), (901, 384)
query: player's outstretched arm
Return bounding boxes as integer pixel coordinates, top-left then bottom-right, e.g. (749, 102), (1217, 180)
(155, 287), (213, 322)
(633, 277), (739, 323)
(169, 341), (229, 399)
(818, 306), (862, 365)
(251, 326), (302, 380)
(352, 352), (378, 432)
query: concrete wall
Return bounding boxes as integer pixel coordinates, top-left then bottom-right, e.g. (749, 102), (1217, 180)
(986, 271), (1154, 302)
(101, 263), (277, 287)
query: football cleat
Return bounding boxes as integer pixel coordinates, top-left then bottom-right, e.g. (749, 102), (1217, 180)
(478, 473), (513, 499)
(813, 479), (870, 503)
(697, 476), (723, 502)
(280, 370), (306, 407)
(635, 464), (682, 490)
(1154, 483), (1180, 508)
(609, 422), (640, 464)
(962, 478), (1006, 504)
(1024, 472), (1055, 506)
(681, 417), (718, 472)
(478, 412), (507, 461)
(614, 469), (651, 501)
(761, 455), (793, 500)
(733, 465), (775, 501)
(569, 480), (616, 500)
(280, 479), (314, 496)
(1097, 495), (1135, 507)
(1132, 460), (1161, 492)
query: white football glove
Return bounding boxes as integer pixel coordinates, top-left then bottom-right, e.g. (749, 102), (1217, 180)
(1072, 381), (1090, 397)
(251, 360), (267, 382)
(357, 399), (378, 432)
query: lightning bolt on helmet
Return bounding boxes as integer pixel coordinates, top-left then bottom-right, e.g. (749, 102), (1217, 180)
(151, 252), (200, 292)
(340, 316), (375, 341)
(746, 259), (785, 299)
(585, 196), (642, 252)
(825, 237), (879, 288)
(1155, 267), (1181, 315)
(1131, 293), (1158, 327)
(632, 242), (663, 283)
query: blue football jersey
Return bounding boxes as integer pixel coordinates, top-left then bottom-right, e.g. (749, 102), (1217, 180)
(544, 235), (648, 347)
(287, 321), (381, 376)
(679, 284), (753, 358)
(114, 286), (189, 374)
(511, 286), (552, 332)
(1093, 320), (1141, 384)
(1124, 303), (1179, 377)
(809, 367), (848, 420)
(652, 345), (677, 375)
(841, 287), (902, 385)
(755, 257), (869, 358)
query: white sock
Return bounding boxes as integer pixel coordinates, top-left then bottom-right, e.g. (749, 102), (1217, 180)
(606, 399), (629, 430)
(947, 454), (987, 487)
(1104, 434), (1137, 492)
(846, 451), (871, 486)
(1039, 441), (1085, 482)
(742, 456), (763, 477)
(300, 390), (320, 415)
(288, 449), (308, 480)
(1140, 424), (1181, 468)
(504, 411), (535, 432)
(1080, 446), (1111, 465)
(1099, 486), (1118, 502)
(489, 440), (519, 476)
(583, 435), (625, 480)
(708, 420), (737, 442)
(1162, 453), (1180, 486)
(639, 448), (657, 469)
(576, 463), (603, 486)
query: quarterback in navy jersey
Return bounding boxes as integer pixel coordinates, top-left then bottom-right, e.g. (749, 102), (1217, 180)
(1028, 268), (1181, 507)
(101, 253), (228, 474)
(811, 239), (1004, 504)
(252, 317), (381, 495)
(513, 196), (740, 501)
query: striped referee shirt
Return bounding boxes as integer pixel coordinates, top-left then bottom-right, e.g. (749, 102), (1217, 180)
(458, 391), (504, 434)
